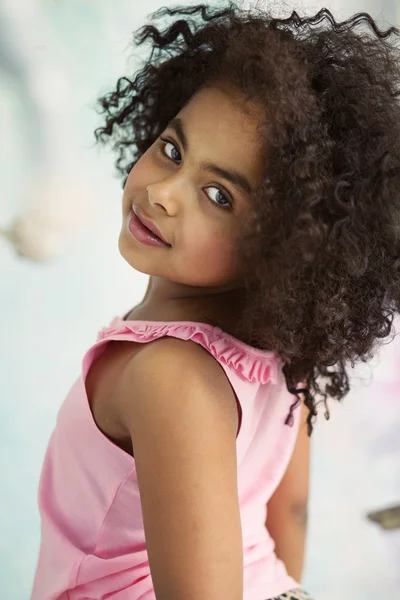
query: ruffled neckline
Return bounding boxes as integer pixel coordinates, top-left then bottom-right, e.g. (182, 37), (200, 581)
(97, 316), (279, 385)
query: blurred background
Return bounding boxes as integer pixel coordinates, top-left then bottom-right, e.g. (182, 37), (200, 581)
(0, 1), (399, 599)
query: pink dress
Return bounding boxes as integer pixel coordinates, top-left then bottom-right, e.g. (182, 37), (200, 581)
(31, 317), (301, 600)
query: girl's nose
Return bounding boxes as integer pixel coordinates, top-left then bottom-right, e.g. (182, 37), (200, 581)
(146, 177), (193, 216)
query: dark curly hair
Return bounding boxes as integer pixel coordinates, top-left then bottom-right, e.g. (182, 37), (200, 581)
(94, 1), (400, 434)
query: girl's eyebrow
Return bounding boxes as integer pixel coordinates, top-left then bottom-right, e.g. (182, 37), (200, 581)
(166, 117), (253, 195)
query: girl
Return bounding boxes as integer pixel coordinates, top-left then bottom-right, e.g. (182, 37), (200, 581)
(31, 3), (400, 599)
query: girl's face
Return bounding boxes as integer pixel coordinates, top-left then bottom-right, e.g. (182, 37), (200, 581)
(119, 83), (264, 291)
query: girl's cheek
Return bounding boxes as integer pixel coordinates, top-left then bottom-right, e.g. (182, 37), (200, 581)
(187, 218), (222, 250)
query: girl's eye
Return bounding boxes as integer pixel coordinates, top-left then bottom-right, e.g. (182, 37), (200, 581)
(162, 139), (181, 163)
(204, 187), (231, 210)
(159, 137), (232, 211)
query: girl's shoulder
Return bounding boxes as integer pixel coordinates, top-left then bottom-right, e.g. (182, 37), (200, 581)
(85, 316), (282, 453)
(85, 330), (215, 457)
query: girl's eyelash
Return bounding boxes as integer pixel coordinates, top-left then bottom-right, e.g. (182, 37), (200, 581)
(158, 136), (233, 211)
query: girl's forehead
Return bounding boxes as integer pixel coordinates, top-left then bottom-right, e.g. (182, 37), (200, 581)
(181, 84), (261, 137)
(175, 85), (265, 187)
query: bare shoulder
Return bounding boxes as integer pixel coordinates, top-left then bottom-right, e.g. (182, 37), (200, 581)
(117, 336), (239, 440)
(115, 336), (243, 600)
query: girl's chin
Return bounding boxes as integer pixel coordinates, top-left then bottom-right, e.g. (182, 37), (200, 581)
(117, 234), (160, 275)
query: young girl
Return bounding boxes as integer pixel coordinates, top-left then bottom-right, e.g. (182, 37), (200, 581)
(31, 3), (400, 599)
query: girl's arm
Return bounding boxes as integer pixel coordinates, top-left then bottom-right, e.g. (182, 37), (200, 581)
(116, 337), (243, 600)
(265, 402), (310, 583)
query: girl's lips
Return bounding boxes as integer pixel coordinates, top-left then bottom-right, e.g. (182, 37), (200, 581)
(128, 211), (170, 247)
(132, 205), (169, 245)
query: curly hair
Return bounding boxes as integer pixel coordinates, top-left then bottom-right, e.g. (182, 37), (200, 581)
(94, 1), (400, 434)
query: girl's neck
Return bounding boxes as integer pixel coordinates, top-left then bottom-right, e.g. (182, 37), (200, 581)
(126, 300), (225, 327)
(125, 289), (246, 339)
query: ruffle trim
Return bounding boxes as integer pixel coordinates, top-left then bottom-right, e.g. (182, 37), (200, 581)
(97, 316), (279, 385)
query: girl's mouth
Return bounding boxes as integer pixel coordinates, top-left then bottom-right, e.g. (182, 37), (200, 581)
(128, 211), (170, 248)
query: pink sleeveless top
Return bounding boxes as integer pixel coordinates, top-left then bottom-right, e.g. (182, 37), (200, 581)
(31, 317), (300, 600)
